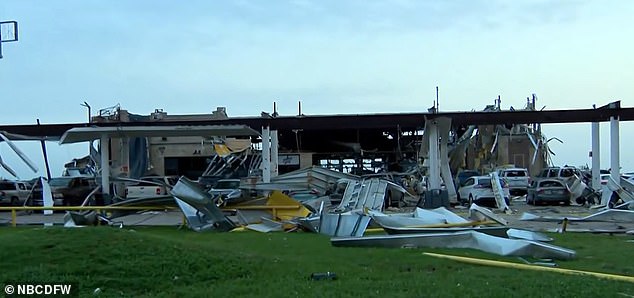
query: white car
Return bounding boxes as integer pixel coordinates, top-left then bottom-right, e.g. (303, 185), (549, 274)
(457, 175), (510, 207)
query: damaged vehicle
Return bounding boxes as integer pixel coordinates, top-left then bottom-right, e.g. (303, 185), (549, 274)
(526, 179), (571, 205)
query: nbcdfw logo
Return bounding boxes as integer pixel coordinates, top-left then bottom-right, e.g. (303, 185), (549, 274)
(3, 282), (76, 296)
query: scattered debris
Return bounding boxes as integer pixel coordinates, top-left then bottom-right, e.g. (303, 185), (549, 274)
(332, 231), (576, 260)
(469, 203), (508, 225)
(521, 209), (634, 223)
(310, 272), (338, 281)
(319, 211), (370, 237)
(171, 176), (236, 232)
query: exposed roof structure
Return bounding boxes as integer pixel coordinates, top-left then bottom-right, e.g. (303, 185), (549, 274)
(59, 125), (260, 144)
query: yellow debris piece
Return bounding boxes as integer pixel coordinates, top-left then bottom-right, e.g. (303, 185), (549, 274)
(225, 138), (252, 153)
(266, 190), (311, 220)
(213, 144), (232, 157)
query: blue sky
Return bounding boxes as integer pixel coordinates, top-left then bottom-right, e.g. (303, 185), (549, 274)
(1, 0), (633, 179)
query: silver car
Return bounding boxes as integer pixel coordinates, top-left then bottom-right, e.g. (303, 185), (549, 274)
(526, 179), (571, 205)
(497, 168), (529, 196)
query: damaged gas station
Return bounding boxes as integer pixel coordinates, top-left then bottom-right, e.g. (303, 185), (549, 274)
(2, 99), (634, 291)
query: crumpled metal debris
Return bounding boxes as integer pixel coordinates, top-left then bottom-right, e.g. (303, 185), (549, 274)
(331, 230), (576, 260)
(245, 218), (283, 233)
(171, 176), (236, 232)
(63, 211), (121, 228)
(469, 203), (508, 225)
(334, 178), (388, 212)
(261, 166), (359, 194)
(369, 207), (468, 228)
(520, 209), (634, 223)
(63, 211), (97, 227)
(506, 229), (552, 242)
(601, 176), (634, 208)
(319, 211), (370, 237)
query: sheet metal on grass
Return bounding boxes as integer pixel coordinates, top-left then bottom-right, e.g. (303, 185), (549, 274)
(520, 209), (634, 223)
(369, 207), (468, 228)
(319, 211), (370, 237)
(331, 231), (576, 260)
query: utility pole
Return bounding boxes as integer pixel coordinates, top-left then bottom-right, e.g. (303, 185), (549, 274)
(81, 101), (91, 123)
(436, 86), (440, 113)
(80, 101), (92, 156)
(0, 21), (18, 59)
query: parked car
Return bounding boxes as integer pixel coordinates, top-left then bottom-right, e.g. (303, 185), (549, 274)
(50, 176), (102, 206)
(29, 177), (102, 206)
(497, 168), (530, 196)
(124, 176), (176, 199)
(526, 179), (571, 205)
(536, 166), (581, 180)
(457, 175), (510, 207)
(454, 170), (480, 190)
(0, 180), (32, 205)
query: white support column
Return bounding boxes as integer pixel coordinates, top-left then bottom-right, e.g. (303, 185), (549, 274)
(591, 122), (601, 190)
(100, 134), (110, 196)
(437, 118), (457, 202)
(428, 121), (441, 189)
(271, 130), (279, 178)
(261, 127), (271, 183)
(610, 116), (620, 186)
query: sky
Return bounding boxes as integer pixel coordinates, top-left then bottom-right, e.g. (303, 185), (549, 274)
(1, 0), (633, 179)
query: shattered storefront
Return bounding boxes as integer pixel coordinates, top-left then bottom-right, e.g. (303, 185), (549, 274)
(454, 101), (553, 176)
(464, 124), (548, 176)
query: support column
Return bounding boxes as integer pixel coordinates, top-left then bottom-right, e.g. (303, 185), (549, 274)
(271, 130), (279, 178)
(610, 116), (620, 186)
(438, 118), (456, 201)
(591, 122), (601, 190)
(261, 127), (271, 183)
(428, 122), (441, 189)
(100, 134), (110, 196)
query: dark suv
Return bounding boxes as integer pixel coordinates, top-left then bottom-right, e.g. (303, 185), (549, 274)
(30, 177), (103, 206)
(51, 177), (103, 206)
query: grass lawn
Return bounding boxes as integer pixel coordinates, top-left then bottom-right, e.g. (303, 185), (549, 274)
(0, 227), (633, 297)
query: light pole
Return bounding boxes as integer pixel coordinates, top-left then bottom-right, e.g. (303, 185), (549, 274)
(80, 101), (92, 157)
(80, 101), (91, 123)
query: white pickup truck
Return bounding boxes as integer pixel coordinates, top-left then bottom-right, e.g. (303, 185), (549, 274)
(125, 176), (177, 199)
(497, 168), (530, 196)
(0, 180), (32, 205)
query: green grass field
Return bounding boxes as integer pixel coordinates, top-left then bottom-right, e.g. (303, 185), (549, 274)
(0, 227), (633, 297)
